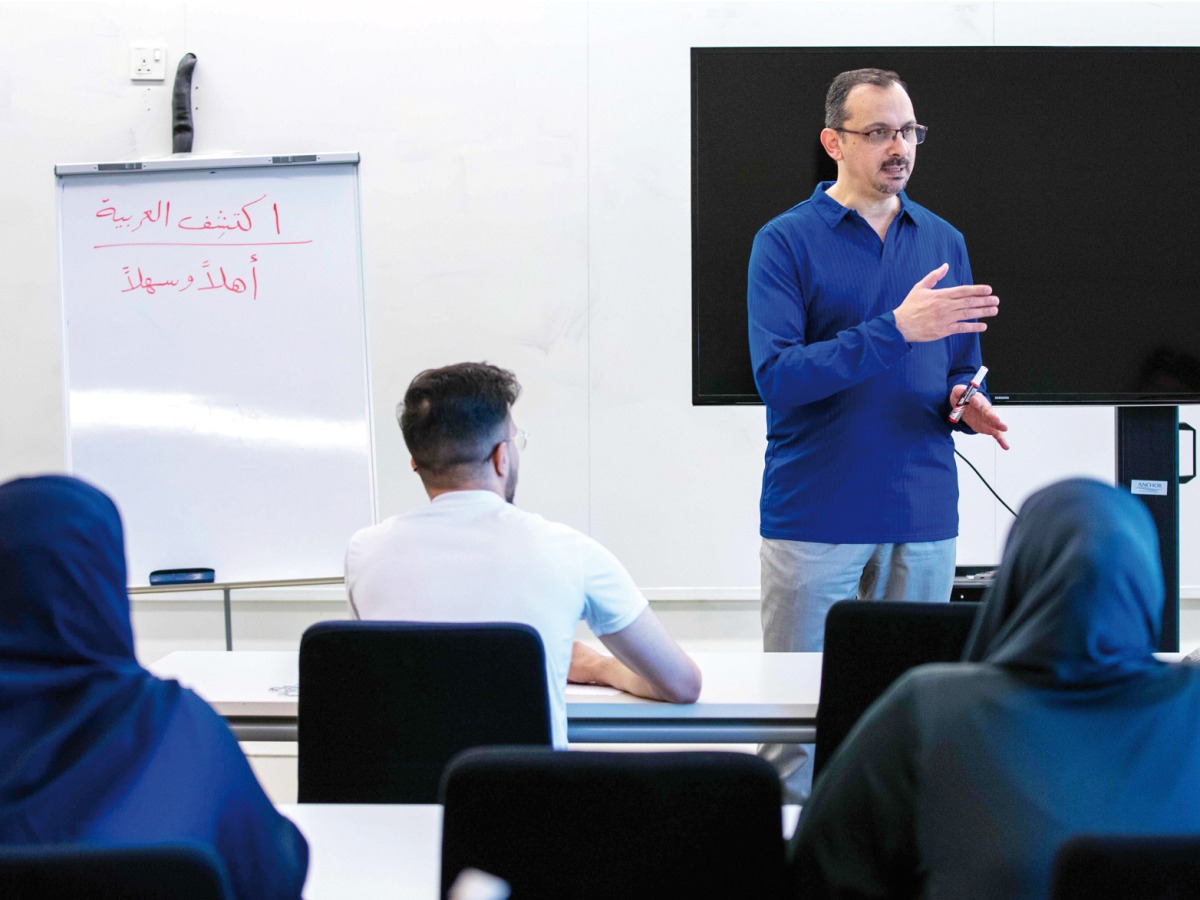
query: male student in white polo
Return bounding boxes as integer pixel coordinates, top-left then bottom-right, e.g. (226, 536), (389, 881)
(345, 362), (701, 746)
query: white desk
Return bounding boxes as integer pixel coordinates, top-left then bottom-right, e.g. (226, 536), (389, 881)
(281, 804), (442, 899)
(278, 802), (802, 900)
(149, 651), (821, 744)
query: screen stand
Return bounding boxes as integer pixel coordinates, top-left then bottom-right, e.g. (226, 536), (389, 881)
(1116, 406), (1180, 652)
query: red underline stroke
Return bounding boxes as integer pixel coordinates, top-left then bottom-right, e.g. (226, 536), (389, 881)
(92, 240), (314, 249)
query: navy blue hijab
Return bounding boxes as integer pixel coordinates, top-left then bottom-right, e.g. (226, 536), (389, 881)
(963, 478), (1163, 685)
(0, 476), (306, 898)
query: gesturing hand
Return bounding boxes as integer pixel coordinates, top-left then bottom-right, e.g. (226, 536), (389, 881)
(894, 263), (999, 343)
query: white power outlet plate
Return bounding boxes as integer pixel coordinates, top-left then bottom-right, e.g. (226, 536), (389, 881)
(130, 46), (167, 81)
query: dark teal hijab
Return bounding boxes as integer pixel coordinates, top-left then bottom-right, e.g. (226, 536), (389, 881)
(963, 478), (1163, 685)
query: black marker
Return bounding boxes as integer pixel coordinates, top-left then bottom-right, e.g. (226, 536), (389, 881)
(948, 365), (988, 424)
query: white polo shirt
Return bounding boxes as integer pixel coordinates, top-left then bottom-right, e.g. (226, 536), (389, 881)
(344, 490), (648, 747)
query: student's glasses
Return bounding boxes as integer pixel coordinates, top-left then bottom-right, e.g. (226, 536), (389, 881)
(483, 429), (528, 462)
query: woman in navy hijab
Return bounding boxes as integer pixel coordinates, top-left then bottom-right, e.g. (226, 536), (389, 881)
(0, 475), (307, 898)
(789, 478), (1200, 899)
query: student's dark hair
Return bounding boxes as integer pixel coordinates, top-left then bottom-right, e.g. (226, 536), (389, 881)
(825, 68), (907, 129)
(398, 362), (521, 475)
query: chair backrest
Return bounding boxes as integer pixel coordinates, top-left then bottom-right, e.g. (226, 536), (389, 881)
(1051, 835), (1200, 900)
(440, 747), (786, 900)
(298, 620), (552, 804)
(0, 843), (231, 899)
(812, 600), (979, 782)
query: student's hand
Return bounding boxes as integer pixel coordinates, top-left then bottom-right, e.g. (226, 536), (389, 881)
(951, 383), (1010, 450)
(893, 263), (999, 343)
(568, 641), (608, 685)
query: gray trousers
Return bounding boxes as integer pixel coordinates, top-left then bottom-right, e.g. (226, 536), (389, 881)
(759, 537), (956, 803)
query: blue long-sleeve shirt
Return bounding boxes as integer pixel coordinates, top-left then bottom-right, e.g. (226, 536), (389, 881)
(747, 182), (981, 543)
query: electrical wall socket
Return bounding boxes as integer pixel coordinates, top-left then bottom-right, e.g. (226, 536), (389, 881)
(130, 46), (167, 81)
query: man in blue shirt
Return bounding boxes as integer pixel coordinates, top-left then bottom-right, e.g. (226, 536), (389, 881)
(747, 68), (1009, 801)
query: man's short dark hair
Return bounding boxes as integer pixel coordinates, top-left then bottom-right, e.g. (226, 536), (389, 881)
(398, 362), (521, 476)
(825, 68), (907, 129)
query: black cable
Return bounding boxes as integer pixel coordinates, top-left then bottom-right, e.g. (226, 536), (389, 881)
(954, 448), (1018, 518)
(172, 53), (197, 154)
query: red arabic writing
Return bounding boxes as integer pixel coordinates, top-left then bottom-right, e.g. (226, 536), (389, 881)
(95, 195), (282, 238)
(120, 255), (259, 299)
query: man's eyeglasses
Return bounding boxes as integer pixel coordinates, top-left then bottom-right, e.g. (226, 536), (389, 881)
(836, 124), (928, 146)
(483, 429), (528, 462)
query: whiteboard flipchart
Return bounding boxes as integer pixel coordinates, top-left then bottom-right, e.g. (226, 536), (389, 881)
(56, 154), (375, 586)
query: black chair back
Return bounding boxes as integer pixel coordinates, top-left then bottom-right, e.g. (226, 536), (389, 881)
(440, 747), (785, 900)
(813, 600), (979, 782)
(298, 620), (552, 803)
(1051, 835), (1200, 900)
(0, 843), (231, 899)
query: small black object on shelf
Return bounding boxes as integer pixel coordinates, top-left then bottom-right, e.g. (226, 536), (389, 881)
(149, 567), (215, 585)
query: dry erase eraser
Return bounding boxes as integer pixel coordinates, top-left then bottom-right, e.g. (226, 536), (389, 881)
(149, 567), (215, 585)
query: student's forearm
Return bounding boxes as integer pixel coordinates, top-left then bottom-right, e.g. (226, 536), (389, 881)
(591, 655), (674, 701)
(597, 612), (703, 703)
(569, 640), (700, 703)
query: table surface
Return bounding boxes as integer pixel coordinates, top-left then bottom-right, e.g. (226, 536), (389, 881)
(281, 804), (442, 899)
(149, 649), (1191, 725)
(278, 802), (802, 900)
(149, 650), (823, 721)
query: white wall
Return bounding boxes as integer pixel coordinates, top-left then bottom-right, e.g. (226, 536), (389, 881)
(3, 1), (1199, 657)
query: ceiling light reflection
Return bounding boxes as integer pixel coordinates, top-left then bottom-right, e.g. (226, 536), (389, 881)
(69, 389), (368, 452)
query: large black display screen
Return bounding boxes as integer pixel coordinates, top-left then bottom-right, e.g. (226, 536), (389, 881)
(692, 47), (1200, 405)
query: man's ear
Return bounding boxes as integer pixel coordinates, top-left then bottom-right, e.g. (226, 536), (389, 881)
(410, 456), (418, 473)
(491, 441), (509, 478)
(819, 127), (843, 161)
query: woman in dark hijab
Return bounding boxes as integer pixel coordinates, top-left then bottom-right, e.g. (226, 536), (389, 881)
(0, 475), (307, 898)
(789, 478), (1200, 900)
